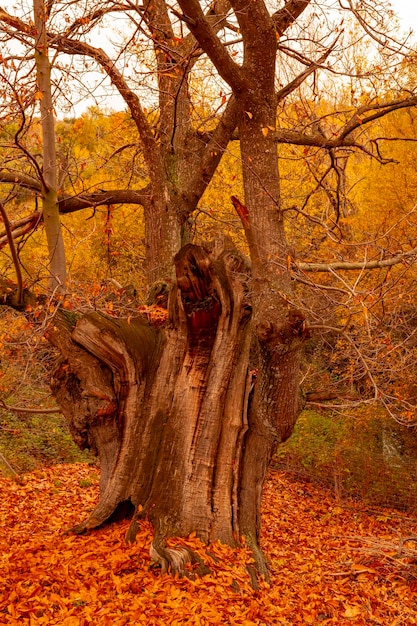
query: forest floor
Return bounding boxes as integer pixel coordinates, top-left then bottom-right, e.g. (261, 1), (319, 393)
(1, 465), (417, 625)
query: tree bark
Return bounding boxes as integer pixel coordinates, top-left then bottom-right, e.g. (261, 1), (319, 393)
(33, 0), (66, 291)
(48, 242), (308, 578)
(49, 244), (275, 571)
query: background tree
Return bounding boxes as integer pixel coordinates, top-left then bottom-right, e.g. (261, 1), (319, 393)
(33, 0), (66, 290)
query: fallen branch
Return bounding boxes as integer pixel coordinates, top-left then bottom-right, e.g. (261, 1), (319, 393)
(0, 451), (19, 476)
(0, 399), (61, 415)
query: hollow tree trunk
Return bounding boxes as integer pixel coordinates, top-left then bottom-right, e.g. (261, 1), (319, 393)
(49, 243), (305, 576)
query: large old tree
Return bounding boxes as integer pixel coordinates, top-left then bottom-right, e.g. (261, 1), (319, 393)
(1, 0), (417, 577)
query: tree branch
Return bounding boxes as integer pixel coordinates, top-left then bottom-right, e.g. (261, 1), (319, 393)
(273, 0), (312, 36)
(339, 96), (417, 141)
(296, 248), (417, 272)
(184, 95), (238, 208)
(0, 170), (41, 192)
(0, 8), (33, 36)
(58, 188), (151, 213)
(175, 0), (249, 94)
(0, 202), (23, 304)
(276, 35), (341, 103)
(0, 188), (150, 247)
(230, 94), (417, 150)
(0, 399), (61, 415)
(52, 36), (162, 175)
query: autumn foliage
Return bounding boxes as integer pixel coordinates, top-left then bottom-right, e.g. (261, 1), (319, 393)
(2, 464), (417, 625)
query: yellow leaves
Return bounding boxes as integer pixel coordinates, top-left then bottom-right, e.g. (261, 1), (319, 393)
(34, 90), (44, 101)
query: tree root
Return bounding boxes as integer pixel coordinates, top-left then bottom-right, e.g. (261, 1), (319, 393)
(63, 522), (87, 535)
(150, 536), (211, 578)
(245, 536), (270, 589)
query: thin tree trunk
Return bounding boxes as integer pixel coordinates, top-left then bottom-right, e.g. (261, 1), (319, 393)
(33, 0), (66, 291)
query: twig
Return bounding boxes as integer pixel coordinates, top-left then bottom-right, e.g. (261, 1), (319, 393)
(0, 451), (19, 476)
(0, 399), (61, 415)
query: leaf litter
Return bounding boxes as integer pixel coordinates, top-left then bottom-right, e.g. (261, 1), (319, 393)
(1, 465), (417, 624)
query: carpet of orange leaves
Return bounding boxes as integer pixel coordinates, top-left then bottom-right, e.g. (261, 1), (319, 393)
(1, 465), (417, 625)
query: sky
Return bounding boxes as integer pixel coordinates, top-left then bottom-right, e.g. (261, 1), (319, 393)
(2, 1), (416, 117)
(391, 0), (417, 33)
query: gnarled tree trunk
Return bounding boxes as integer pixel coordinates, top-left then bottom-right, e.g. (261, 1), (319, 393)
(48, 242), (306, 577)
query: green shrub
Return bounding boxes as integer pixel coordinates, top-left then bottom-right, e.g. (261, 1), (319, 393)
(0, 309), (95, 476)
(0, 407), (94, 476)
(275, 408), (417, 511)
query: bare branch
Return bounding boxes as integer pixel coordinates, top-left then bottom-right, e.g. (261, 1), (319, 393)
(296, 248), (417, 272)
(0, 188), (150, 247)
(0, 399), (61, 415)
(0, 202), (23, 304)
(52, 36), (162, 177)
(276, 35), (341, 103)
(58, 188), (151, 213)
(339, 96), (417, 141)
(0, 170), (41, 192)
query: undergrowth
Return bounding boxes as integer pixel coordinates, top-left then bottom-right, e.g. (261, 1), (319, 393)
(275, 408), (417, 512)
(0, 307), (93, 476)
(0, 407), (93, 475)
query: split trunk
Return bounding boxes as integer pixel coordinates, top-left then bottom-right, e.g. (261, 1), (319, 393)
(49, 243), (305, 575)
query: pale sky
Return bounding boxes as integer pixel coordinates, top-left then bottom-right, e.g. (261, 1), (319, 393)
(390, 0), (417, 32)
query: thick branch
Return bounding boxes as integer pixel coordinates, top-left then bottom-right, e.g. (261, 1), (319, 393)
(231, 94), (417, 149)
(0, 202), (23, 304)
(0, 170), (41, 192)
(296, 248), (417, 272)
(273, 0), (312, 36)
(0, 188), (150, 247)
(0, 8), (33, 35)
(339, 96), (417, 141)
(0, 213), (42, 248)
(184, 95), (238, 208)
(58, 188), (150, 213)
(176, 0), (248, 94)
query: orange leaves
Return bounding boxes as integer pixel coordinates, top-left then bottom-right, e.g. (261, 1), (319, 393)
(137, 305), (168, 326)
(1, 466), (417, 624)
